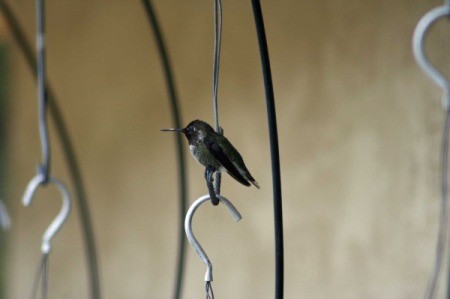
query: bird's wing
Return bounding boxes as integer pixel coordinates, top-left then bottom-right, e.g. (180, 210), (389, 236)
(204, 139), (251, 187)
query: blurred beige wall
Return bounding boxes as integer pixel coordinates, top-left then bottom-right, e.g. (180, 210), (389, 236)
(3, 0), (450, 298)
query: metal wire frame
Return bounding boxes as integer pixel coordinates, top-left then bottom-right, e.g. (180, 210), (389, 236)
(140, 1), (188, 299)
(0, 2), (101, 299)
(250, 1), (285, 298)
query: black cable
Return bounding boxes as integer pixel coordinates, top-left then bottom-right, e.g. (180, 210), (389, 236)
(140, 1), (188, 299)
(0, 3), (102, 299)
(250, 1), (284, 298)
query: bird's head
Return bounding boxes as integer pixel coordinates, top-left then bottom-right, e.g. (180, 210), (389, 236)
(161, 119), (215, 141)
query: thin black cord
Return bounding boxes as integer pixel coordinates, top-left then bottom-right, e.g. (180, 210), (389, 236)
(250, 1), (284, 299)
(36, 0), (50, 183)
(0, 3), (102, 299)
(212, 0), (223, 205)
(140, 1), (188, 299)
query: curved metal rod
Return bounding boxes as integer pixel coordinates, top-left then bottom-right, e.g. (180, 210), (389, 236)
(140, 2), (188, 298)
(184, 194), (242, 282)
(413, 5), (450, 108)
(22, 174), (71, 254)
(250, 1), (285, 298)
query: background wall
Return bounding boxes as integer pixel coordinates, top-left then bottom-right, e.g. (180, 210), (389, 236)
(2, 0), (450, 298)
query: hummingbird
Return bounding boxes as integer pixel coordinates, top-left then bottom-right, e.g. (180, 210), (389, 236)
(162, 119), (260, 191)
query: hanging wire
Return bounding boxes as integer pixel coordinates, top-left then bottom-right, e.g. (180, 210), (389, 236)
(212, 0), (222, 132)
(23, 2), (70, 298)
(250, 1), (285, 298)
(140, 1), (188, 299)
(42, 254), (49, 299)
(0, 2), (101, 298)
(205, 281), (215, 299)
(212, 0), (223, 204)
(423, 109), (450, 299)
(446, 112), (450, 299)
(445, 110), (450, 297)
(33, 3), (50, 298)
(36, 0), (50, 183)
(30, 253), (49, 299)
(442, 108), (450, 299)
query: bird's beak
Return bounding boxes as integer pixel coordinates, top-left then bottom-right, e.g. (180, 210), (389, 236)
(161, 128), (185, 133)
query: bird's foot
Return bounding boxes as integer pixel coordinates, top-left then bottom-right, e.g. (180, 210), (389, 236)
(205, 168), (220, 206)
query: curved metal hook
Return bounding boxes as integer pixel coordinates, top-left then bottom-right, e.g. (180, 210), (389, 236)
(22, 174), (71, 254)
(184, 194), (242, 282)
(413, 5), (450, 108)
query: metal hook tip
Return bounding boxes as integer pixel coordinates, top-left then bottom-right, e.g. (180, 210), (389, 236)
(217, 196), (242, 222)
(22, 175), (44, 206)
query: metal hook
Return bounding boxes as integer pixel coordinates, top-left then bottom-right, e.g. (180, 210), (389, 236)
(184, 194), (242, 282)
(413, 5), (450, 109)
(22, 174), (71, 254)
